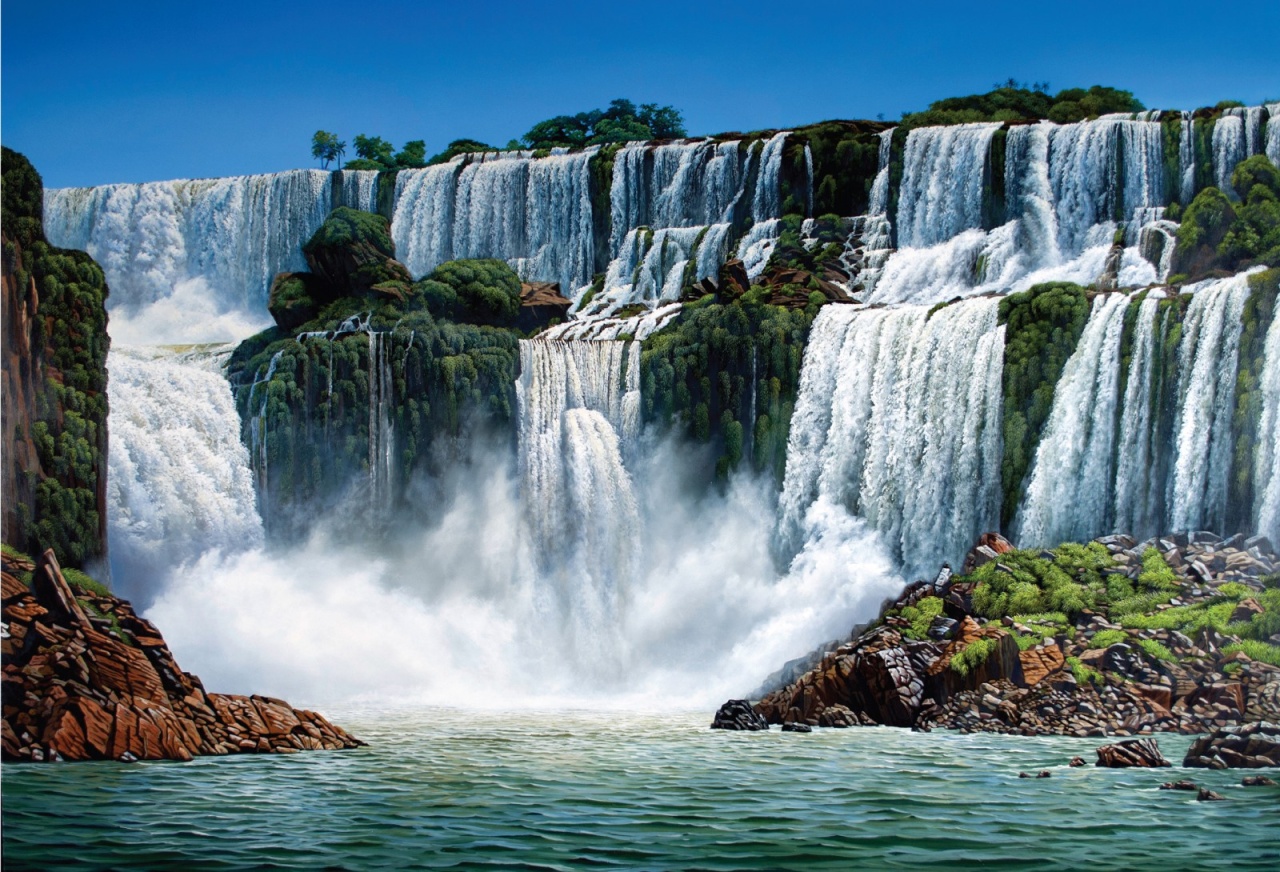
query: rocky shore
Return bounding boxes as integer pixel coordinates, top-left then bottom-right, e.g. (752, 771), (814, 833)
(2, 548), (363, 762)
(716, 531), (1280, 754)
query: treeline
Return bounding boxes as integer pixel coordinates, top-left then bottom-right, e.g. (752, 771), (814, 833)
(899, 80), (1145, 129)
(311, 98), (686, 171)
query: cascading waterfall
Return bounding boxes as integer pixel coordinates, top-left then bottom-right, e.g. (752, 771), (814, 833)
(391, 148), (597, 292)
(867, 127), (895, 217)
(44, 171), (332, 317)
(1267, 103), (1280, 167)
(1013, 293), (1130, 546)
(367, 331), (396, 519)
(1112, 293), (1168, 539)
(1180, 112), (1197, 204)
(1168, 272), (1252, 533)
(582, 225), (730, 316)
(735, 218), (781, 281)
(337, 169), (380, 212)
(1255, 306), (1280, 543)
(107, 345), (264, 604)
(516, 339), (641, 672)
(1213, 112), (1249, 197)
(895, 123), (1001, 248)
(776, 298), (1005, 574)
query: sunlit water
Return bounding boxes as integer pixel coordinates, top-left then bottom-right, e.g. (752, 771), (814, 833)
(4, 709), (1277, 870)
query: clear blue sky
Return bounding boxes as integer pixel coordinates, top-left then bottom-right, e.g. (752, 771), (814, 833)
(4, 0), (1278, 188)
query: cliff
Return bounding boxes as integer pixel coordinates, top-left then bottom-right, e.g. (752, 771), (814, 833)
(1, 147), (109, 569)
(1, 547), (362, 762)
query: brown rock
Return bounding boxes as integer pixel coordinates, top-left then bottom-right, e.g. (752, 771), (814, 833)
(1095, 738), (1172, 767)
(1018, 644), (1065, 688)
(1231, 598), (1264, 624)
(518, 282), (572, 332)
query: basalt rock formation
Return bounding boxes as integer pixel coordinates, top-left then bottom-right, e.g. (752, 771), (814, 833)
(1, 548), (362, 762)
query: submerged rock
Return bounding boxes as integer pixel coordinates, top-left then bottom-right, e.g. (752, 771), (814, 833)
(1159, 780), (1199, 791)
(781, 722), (813, 733)
(2, 549), (363, 763)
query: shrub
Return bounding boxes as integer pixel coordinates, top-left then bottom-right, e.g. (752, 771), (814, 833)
(1222, 640), (1280, 667)
(1066, 656), (1103, 686)
(951, 637), (998, 677)
(1214, 582), (1251, 602)
(1137, 548), (1179, 592)
(1088, 629), (1129, 649)
(62, 567), (109, 597)
(425, 259), (522, 327)
(1138, 639), (1175, 662)
(895, 596), (944, 640)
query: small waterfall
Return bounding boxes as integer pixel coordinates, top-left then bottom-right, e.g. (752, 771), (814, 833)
(776, 298), (1004, 573)
(895, 123), (1001, 248)
(1180, 112), (1197, 204)
(735, 219), (780, 281)
(1168, 272), (1252, 533)
(1014, 293), (1129, 546)
(516, 339), (641, 672)
(1213, 112), (1248, 197)
(1267, 103), (1280, 167)
(337, 170), (380, 212)
(1112, 293), (1167, 538)
(752, 132), (791, 222)
(1255, 303), (1280, 543)
(582, 225), (730, 316)
(367, 331), (396, 519)
(107, 345), (264, 604)
(44, 171), (333, 316)
(867, 128), (895, 217)
(391, 148), (597, 292)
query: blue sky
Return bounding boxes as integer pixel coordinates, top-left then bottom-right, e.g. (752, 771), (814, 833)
(4, 0), (1278, 188)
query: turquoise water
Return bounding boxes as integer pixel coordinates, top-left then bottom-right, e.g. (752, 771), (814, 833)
(3, 708), (1277, 870)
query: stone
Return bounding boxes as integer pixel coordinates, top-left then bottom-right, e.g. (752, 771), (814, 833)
(781, 722), (813, 733)
(1095, 738), (1172, 768)
(517, 282), (572, 332)
(1241, 775), (1276, 786)
(1069, 756), (1085, 767)
(1196, 788), (1228, 801)
(710, 700), (769, 731)
(1231, 598), (1264, 624)
(1159, 780), (1198, 791)
(1184, 722), (1280, 768)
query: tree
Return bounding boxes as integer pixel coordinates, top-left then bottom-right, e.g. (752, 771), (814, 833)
(638, 103), (686, 139)
(351, 134), (396, 168)
(395, 140), (428, 168)
(311, 130), (345, 170)
(521, 99), (687, 149)
(428, 139), (496, 165)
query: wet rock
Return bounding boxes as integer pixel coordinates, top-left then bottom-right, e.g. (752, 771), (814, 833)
(1160, 780), (1198, 791)
(1196, 788), (1228, 801)
(1069, 756), (1086, 767)
(518, 282), (572, 332)
(960, 533), (1014, 575)
(1095, 738), (1172, 767)
(781, 722), (813, 733)
(1241, 775), (1276, 786)
(711, 700), (770, 731)
(1184, 722), (1280, 768)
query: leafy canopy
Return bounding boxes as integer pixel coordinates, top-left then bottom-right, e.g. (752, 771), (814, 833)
(522, 98), (687, 149)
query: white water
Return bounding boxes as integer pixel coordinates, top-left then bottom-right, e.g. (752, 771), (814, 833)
(1255, 300), (1280, 543)
(337, 170), (379, 212)
(1014, 293), (1130, 546)
(580, 225), (730, 316)
(44, 171), (332, 329)
(106, 346), (264, 606)
(392, 149), (597, 293)
(776, 299), (1005, 574)
(1112, 292), (1166, 539)
(1267, 104), (1280, 168)
(1168, 273), (1252, 533)
(896, 123), (1000, 248)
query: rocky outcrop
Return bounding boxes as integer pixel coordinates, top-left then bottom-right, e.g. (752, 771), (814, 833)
(1184, 722), (1280, 769)
(1095, 737), (1171, 767)
(2, 549), (362, 762)
(711, 699), (769, 731)
(518, 281), (572, 333)
(302, 206), (411, 296)
(719, 531), (1280, 737)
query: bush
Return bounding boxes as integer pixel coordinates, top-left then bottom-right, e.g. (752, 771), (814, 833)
(1138, 639), (1175, 662)
(1137, 547), (1179, 592)
(951, 637), (998, 677)
(1088, 629), (1129, 649)
(894, 596), (944, 640)
(1215, 582), (1251, 602)
(1222, 640), (1280, 667)
(424, 259), (522, 327)
(1066, 656), (1103, 686)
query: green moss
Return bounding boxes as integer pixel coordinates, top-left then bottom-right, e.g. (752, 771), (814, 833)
(965, 542), (1113, 620)
(1088, 629), (1129, 649)
(1066, 656), (1103, 686)
(1138, 547), (1179, 592)
(1138, 639), (1175, 662)
(951, 637), (998, 677)
(1222, 640), (1280, 666)
(997, 282), (1091, 526)
(62, 566), (109, 597)
(423, 259), (522, 327)
(889, 595), (944, 641)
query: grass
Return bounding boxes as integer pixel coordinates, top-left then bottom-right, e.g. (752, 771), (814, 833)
(951, 637), (997, 677)
(1087, 629), (1129, 649)
(1, 543), (33, 563)
(1222, 640), (1280, 667)
(62, 567), (110, 597)
(1138, 639), (1175, 662)
(1066, 655), (1103, 686)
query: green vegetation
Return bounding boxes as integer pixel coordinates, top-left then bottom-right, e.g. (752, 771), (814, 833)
(1137, 547), (1179, 592)
(787, 122), (886, 218)
(1222, 639), (1280, 667)
(1, 148), (109, 569)
(641, 284), (817, 484)
(1230, 268), (1280, 529)
(1138, 638), (1175, 662)
(62, 566), (109, 597)
(966, 542), (1115, 620)
(311, 130), (346, 169)
(898, 81), (1143, 130)
(1066, 655), (1103, 686)
(889, 595), (944, 641)
(419, 259), (522, 327)
(522, 99), (686, 150)
(1087, 629), (1129, 649)
(997, 282), (1091, 526)
(951, 637), (998, 677)
(1173, 156), (1280, 278)
(428, 139), (497, 166)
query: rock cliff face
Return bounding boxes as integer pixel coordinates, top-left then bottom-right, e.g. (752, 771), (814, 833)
(1, 548), (362, 762)
(1, 147), (109, 569)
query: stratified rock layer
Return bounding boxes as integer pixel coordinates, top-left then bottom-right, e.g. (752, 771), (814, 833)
(2, 549), (362, 762)
(1184, 722), (1280, 768)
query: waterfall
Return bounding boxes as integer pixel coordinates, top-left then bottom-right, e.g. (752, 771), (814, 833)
(581, 225), (730, 317)
(1267, 103), (1280, 167)
(867, 128), (895, 217)
(516, 339), (641, 671)
(1213, 112), (1248, 197)
(368, 331), (396, 519)
(1255, 304), (1280, 543)
(1013, 293), (1129, 546)
(44, 171), (332, 319)
(735, 218), (781, 281)
(895, 123), (1001, 248)
(391, 149), (597, 292)
(751, 132), (791, 222)
(1180, 112), (1197, 204)
(1112, 293), (1167, 539)
(776, 298), (1005, 573)
(1168, 272), (1252, 533)
(107, 345), (264, 605)
(337, 170), (380, 212)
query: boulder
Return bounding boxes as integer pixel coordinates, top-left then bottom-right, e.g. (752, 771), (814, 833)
(302, 207), (411, 296)
(961, 533), (1014, 574)
(1160, 780), (1198, 790)
(781, 722), (813, 733)
(1196, 788), (1228, 801)
(710, 700), (770, 731)
(1018, 643), (1065, 688)
(1241, 775), (1276, 786)
(719, 258), (750, 299)
(518, 282), (572, 332)
(1094, 738), (1172, 767)
(1184, 722), (1280, 768)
